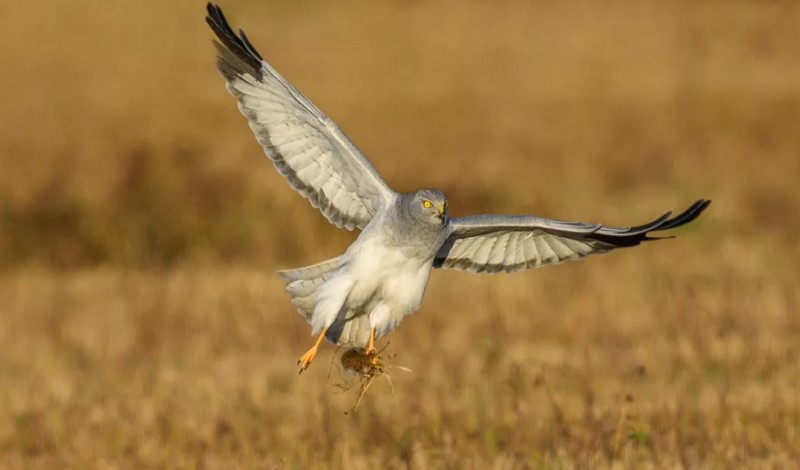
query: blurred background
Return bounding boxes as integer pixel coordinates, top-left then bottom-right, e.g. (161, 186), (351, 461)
(1, 0), (798, 467)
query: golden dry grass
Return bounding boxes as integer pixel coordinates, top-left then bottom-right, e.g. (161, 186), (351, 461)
(1, 0), (799, 468)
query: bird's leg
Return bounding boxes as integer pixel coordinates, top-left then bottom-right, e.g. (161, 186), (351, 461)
(297, 327), (328, 374)
(366, 327), (376, 354)
(365, 327), (379, 364)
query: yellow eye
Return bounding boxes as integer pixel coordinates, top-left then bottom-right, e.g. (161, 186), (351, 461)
(423, 200), (432, 209)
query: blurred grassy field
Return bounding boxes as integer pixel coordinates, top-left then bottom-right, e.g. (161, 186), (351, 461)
(1, 0), (799, 468)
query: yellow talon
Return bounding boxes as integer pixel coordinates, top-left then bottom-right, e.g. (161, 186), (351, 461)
(297, 327), (328, 374)
(365, 327), (379, 364)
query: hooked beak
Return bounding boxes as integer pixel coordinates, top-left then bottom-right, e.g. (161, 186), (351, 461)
(437, 203), (447, 223)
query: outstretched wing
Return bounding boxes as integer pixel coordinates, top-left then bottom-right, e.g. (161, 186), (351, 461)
(434, 199), (710, 274)
(206, 4), (395, 230)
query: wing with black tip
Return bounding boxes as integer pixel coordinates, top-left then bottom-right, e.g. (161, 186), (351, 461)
(434, 199), (711, 273)
(206, 3), (396, 230)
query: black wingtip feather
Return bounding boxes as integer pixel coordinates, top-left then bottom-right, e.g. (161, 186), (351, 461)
(590, 199), (711, 248)
(238, 29), (264, 61)
(627, 211), (673, 234)
(659, 199), (711, 231)
(205, 3), (263, 79)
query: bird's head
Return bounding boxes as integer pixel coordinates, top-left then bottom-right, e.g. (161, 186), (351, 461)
(411, 189), (448, 225)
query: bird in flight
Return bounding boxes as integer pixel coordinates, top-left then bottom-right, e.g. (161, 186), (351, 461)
(205, 3), (710, 373)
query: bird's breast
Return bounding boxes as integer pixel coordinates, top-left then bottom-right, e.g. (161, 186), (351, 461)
(344, 238), (433, 313)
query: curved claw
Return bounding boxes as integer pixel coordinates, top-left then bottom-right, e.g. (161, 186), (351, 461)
(297, 327), (328, 374)
(297, 347), (318, 374)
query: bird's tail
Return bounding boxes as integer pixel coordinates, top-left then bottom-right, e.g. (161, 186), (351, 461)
(277, 256), (343, 321)
(278, 256), (371, 348)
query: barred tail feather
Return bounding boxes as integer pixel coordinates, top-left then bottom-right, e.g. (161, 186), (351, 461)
(279, 256), (342, 320)
(277, 256), (342, 282)
(279, 255), (371, 347)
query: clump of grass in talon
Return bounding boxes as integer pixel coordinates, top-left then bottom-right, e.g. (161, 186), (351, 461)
(330, 345), (411, 413)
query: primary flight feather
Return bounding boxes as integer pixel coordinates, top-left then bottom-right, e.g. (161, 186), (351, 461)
(205, 3), (710, 372)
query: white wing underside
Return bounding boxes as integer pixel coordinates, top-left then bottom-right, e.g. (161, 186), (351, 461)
(438, 229), (596, 273)
(436, 200), (711, 274)
(208, 6), (395, 230)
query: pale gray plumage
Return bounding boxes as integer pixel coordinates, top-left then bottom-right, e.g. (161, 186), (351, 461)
(208, 6), (393, 230)
(434, 199), (710, 274)
(206, 4), (711, 351)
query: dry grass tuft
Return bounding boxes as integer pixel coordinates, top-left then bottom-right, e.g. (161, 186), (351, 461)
(333, 346), (413, 414)
(337, 347), (389, 413)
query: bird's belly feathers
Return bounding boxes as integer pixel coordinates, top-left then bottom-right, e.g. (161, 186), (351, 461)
(345, 238), (433, 315)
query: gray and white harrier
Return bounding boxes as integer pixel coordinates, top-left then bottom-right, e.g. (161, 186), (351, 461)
(205, 4), (710, 372)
